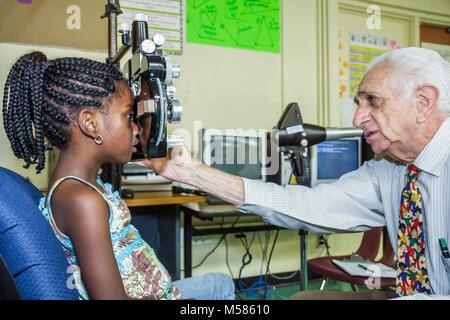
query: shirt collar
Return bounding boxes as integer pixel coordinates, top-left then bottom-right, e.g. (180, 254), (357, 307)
(413, 117), (450, 177)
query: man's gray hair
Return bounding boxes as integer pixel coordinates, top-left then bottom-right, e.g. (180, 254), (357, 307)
(368, 47), (450, 115)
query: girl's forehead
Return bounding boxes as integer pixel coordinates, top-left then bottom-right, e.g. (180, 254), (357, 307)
(107, 82), (133, 107)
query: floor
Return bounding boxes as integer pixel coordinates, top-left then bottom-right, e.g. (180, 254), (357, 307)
(235, 278), (368, 300)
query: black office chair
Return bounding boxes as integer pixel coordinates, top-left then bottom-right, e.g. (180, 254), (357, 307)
(0, 167), (78, 300)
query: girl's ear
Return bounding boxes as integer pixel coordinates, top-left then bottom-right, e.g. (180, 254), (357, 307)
(77, 108), (99, 139)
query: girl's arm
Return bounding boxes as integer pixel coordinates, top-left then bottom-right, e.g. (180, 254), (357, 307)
(51, 183), (130, 300)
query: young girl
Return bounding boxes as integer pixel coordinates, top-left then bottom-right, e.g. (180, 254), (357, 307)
(2, 51), (234, 300)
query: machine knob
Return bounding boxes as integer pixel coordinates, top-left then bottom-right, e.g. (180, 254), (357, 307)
(134, 13), (148, 22)
(168, 100), (182, 124)
(167, 135), (184, 148)
(140, 39), (156, 55)
(153, 34), (165, 47)
(171, 63), (181, 78)
(118, 23), (131, 34)
(166, 85), (176, 99)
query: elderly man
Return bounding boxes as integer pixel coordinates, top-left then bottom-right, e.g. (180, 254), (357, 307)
(146, 47), (450, 299)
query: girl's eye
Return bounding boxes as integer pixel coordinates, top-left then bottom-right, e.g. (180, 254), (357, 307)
(126, 112), (134, 119)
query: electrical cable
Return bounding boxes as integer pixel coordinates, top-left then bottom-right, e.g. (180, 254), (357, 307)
(264, 229), (299, 282)
(237, 232), (255, 298)
(223, 232), (234, 280)
(191, 216), (240, 270)
(238, 231), (273, 299)
(220, 216), (235, 279)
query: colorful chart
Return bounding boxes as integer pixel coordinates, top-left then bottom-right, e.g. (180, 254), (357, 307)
(186, 0), (280, 53)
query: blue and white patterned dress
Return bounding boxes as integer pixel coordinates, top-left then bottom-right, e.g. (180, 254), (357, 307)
(39, 175), (182, 300)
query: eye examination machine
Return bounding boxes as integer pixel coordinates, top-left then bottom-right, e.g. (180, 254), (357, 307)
(101, 0), (183, 191)
(269, 102), (364, 187)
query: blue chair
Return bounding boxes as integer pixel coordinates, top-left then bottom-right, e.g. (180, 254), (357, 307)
(0, 167), (78, 300)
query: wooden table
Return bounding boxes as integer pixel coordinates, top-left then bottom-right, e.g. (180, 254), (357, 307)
(124, 191), (308, 289)
(123, 191), (206, 207)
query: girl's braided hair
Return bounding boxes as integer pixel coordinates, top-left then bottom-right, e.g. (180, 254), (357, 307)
(2, 51), (124, 173)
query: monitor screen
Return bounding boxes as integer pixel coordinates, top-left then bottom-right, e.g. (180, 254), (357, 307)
(202, 128), (267, 182)
(310, 138), (361, 187)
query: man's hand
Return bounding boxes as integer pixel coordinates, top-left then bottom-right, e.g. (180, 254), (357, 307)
(135, 144), (245, 205)
(138, 145), (195, 184)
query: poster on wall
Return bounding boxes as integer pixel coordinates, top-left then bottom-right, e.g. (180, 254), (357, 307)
(348, 31), (388, 97)
(186, 0), (280, 53)
(118, 0), (182, 55)
(0, 0), (107, 50)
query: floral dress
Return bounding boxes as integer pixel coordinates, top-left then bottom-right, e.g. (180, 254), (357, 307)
(39, 176), (182, 300)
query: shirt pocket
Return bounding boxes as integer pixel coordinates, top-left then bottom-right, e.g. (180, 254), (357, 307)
(441, 255), (450, 285)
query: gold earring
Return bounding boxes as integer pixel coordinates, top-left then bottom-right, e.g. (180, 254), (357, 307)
(94, 134), (103, 145)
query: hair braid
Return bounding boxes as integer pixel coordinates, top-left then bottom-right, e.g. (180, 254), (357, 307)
(2, 51), (124, 173)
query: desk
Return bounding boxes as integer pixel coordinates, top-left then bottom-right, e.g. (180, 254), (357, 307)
(124, 192), (308, 290)
(181, 202), (282, 278)
(181, 202), (309, 290)
(123, 191), (206, 281)
(124, 191), (206, 207)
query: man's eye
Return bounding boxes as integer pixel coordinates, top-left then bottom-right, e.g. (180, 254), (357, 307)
(367, 95), (379, 105)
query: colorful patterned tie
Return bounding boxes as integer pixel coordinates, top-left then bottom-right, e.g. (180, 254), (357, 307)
(395, 164), (431, 297)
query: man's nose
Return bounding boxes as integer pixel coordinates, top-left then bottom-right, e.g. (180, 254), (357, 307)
(353, 104), (371, 128)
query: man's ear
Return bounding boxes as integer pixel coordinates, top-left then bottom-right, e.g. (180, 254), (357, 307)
(416, 84), (439, 123)
(77, 108), (98, 139)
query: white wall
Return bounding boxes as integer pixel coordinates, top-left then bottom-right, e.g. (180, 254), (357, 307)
(0, 43), (108, 189)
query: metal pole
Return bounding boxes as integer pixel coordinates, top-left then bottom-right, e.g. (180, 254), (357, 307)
(108, 0), (118, 59)
(100, 0), (122, 190)
(300, 229), (308, 290)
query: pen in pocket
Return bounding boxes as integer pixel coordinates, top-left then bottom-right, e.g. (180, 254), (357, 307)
(439, 238), (450, 258)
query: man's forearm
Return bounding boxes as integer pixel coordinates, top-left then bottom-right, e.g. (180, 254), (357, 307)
(184, 162), (245, 206)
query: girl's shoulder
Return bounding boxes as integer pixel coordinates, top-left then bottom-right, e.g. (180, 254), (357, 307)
(50, 178), (110, 236)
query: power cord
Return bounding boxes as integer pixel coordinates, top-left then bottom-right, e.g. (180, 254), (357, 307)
(191, 216), (240, 270)
(318, 234), (331, 256)
(237, 232), (273, 299)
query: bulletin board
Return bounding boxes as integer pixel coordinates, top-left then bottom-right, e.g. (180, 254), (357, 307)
(0, 0), (107, 51)
(186, 0), (280, 53)
(336, 6), (412, 127)
(118, 0), (183, 54)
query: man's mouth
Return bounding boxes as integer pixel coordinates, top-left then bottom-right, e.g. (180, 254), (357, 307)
(364, 130), (378, 140)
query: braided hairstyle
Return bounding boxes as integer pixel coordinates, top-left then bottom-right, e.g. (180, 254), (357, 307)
(2, 51), (124, 173)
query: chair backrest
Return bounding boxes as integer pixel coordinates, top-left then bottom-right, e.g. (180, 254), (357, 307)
(378, 229), (395, 267)
(0, 254), (20, 299)
(0, 167), (78, 300)
(355, 227), (384, 261)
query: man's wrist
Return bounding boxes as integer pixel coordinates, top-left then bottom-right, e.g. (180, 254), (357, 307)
(181, 158), (204, 187)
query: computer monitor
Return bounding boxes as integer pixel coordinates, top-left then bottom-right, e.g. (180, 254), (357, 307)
(310, 137), (361, 187)
(202, 128), (267, 182)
